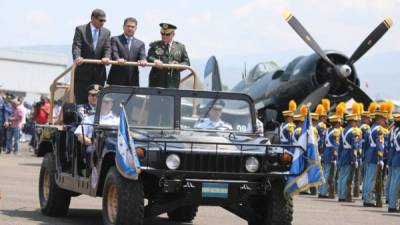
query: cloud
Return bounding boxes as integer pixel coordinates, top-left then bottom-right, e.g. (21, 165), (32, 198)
(26, 11), (52, 26)
(188, 12), (212, 25)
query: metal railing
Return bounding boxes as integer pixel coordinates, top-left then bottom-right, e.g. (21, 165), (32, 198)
(49, 59), (200, 123)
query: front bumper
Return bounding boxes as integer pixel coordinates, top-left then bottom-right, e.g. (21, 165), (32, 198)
(158, 177), (273, 205)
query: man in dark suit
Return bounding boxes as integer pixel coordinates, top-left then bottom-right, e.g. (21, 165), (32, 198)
(107, 17), (147, 87)
(72, 8), (111, 104)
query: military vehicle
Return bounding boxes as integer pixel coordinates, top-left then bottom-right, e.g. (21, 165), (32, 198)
(37, 60), (297, 225)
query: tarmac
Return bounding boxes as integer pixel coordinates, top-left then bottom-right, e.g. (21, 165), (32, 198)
(0, 144), (399, 225)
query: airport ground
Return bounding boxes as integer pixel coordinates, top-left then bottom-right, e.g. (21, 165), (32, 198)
(0, 144), (399, 225)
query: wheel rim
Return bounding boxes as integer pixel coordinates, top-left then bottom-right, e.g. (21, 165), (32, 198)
(42, 169), (50, 203)
(107, 184), (118, 223)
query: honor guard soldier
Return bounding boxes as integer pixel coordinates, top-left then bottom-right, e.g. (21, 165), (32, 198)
(362, 104), (388, 207)
(316, 103), (328, 154)
(387, 114), (400, 212)
(337, 112), (362, 202)
(359, 104), (373, 181)
(147, 23), (190, 88)
(77, 84), (102, 118)
(194, 100), (232, 130)
(319, 115), (342, 199)
(384, 102), (394, 204)
(280, 100), (296, 150)
(292, 114), (305, 145)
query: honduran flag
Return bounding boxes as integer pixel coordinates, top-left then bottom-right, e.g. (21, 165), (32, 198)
(284, 111), (324, 195)
(116, 108), (141, 180)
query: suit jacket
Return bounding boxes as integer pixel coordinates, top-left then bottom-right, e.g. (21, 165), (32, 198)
(107, 35), (146, 86)
(72, 23), (111, 83)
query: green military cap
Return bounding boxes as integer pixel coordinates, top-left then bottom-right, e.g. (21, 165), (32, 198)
(160, 23), (177, 34)
(88, 84), (103, 95)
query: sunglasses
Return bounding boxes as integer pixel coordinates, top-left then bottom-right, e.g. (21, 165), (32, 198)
(160, 32), (172, 36)
(97, 18), (106, 23)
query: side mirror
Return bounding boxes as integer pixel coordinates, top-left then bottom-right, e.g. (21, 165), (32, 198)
(263, 109), (279, 131)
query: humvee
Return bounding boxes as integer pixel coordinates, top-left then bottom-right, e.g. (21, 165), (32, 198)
(37, 60), (294, 225)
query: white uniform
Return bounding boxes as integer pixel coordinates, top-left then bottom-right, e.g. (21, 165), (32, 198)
(194, 118), (232, 130)
(74, 112), (119, 138)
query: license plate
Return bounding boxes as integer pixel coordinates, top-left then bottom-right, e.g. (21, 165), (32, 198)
(201, 182), (228, 198)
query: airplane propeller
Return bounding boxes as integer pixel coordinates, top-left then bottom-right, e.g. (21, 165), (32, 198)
(284, 11), (393, 111)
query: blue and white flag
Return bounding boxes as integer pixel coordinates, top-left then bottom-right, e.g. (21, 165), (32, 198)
(285, 111), (324, 195)
(116, 108), (141, 180)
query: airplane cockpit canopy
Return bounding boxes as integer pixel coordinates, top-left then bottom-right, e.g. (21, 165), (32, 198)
(246, 61), (279, 82)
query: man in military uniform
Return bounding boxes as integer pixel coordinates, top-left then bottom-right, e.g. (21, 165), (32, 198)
(319, 115), (342, 199)
(338, 113), (362, 202)
(194, 100), (232, 130)
(147, 23), (190, 88)
(387, 114), (400, 212)
(77, 84), (102, 119)
(362, 109), (388, 207)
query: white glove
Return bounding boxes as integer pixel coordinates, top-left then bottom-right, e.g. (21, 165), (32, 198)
(332, 160), (337, 165)
(354, 161), (358, 169)
(378, 160), (384, 169)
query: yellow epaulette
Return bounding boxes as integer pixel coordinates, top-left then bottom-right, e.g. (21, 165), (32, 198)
(295, 127), (302, 135)
(382, 127), (390, 135)
(352, 127), (362, 136)
(287, 122), (295, 133)
(318, 122), (327, 129)
(333, 128), (341, 137)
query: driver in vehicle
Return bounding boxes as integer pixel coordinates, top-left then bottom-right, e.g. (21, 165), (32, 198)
(194, 100), (232, 130)
(74, 96), (118, 145)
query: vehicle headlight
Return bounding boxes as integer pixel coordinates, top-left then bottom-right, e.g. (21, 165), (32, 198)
(245, 156), (260, 173)
(166, 154), (181, 170)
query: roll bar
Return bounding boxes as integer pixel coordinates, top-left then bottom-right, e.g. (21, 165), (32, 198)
(49, 59), (200, 123)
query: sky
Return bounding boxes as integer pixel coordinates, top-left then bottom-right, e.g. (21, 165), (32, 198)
(0, 0), (399, 98)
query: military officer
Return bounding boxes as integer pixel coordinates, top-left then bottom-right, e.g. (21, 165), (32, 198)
(319, 115), (342, 199)
(387, 114), (400, 212)
(77, 84), (102, 119)
(362, 107), (388, 207)
(194, 100), (232, 130)
(147, 23), (190, 88)
(292, 114), (304, 145)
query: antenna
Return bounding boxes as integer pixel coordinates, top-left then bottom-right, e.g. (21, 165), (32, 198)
(242, 61), (247, 80)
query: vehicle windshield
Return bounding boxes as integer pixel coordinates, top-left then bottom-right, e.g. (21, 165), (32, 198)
(98, 92), (254, 132)
(99, 93), (174, 128)
(181, 97), (253, 132)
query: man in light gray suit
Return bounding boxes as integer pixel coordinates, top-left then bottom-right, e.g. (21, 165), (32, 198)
(107, 17), (147, 87)
(72, 9), (111, 104)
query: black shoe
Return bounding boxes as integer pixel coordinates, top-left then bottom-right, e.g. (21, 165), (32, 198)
(363, 202), (375, 207)
(388, 208), (400, 213)
(338, 199), (346, 202)
(318, 195), (328, 199)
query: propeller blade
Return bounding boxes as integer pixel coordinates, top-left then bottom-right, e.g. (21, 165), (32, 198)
(347, 17), (393, 65)
(283, 11), (335, 67)
(295, 82), (331, 113)
(345, 79), (373, 106)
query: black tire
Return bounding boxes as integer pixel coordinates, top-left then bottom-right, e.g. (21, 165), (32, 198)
(39, 153), (71, 216)
(102, 167), (144, 225)
(167, 205), (199, 222)
(248, 179), (293, 225)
